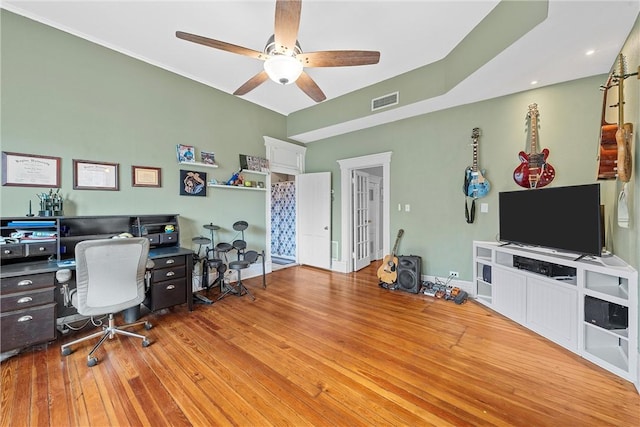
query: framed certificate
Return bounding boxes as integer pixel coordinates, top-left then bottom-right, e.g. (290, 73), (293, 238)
(73, 159), (119, 190)
(132, 165), (161, 187)
(1, 152), (61, 187)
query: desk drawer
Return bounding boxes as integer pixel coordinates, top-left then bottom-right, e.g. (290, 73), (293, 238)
(144, 279), (187, 311)
(1, 287), (55, 311)
(153, 255), (186, 269)
(0, 303), (57, 352)
(146, 233), (161, 245)
(1, 272), (55, 294)
(160, 233), (179, 244)
(25, 242), (57, 257)
(0, 244), (24, 259)
(152, 264), (186, 283)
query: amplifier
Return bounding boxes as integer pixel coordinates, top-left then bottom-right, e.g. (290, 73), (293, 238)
(513, 255), (576, 278)
(585, 296), (628, 330)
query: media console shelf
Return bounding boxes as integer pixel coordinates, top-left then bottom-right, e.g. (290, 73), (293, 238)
(473, 241), (638, 384)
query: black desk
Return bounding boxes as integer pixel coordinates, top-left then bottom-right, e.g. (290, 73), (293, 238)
(0, 246), (193, 354)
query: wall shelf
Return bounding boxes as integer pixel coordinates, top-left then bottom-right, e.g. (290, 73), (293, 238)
(241, 169), (268, 175)
(207, 184), (266, 192)
(178, 161), (218, 169)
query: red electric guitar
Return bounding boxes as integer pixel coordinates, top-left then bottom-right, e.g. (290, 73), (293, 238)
(513, 103), (555, 189)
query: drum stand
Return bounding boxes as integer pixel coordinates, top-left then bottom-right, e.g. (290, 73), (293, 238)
(193, 223), (226, 304)
(192, 236), (214, 305)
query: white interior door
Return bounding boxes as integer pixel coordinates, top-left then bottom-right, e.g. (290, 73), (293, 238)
(353, 170), (370, 271)
(297, 172), (331, 270)
(367, 176), (382, 260)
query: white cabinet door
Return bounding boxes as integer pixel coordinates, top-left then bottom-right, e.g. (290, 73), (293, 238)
(527, 277), (578, 350)
(493, 268), (527, 324)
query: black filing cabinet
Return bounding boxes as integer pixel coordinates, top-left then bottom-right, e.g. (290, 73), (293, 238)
(144, 254), (189, 311)
(0, 272), (57, 352)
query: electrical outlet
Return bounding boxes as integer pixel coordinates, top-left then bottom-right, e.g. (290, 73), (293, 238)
(449, 271), (459, 278)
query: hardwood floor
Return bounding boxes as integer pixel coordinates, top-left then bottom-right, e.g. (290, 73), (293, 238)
(2, 263), (639, 426)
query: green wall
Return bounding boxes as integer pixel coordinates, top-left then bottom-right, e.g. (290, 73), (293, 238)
(1, 10), (287, 250)
(287, 0), (548, 139)
(305, 76), (632, 276)
(304, 14), (638, 281)
(1, 8), (637, 280)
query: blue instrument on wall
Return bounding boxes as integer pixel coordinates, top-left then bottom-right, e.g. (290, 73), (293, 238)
(463, 127), (490, 198)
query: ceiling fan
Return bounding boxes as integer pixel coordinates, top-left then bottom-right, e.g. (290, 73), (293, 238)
(175, 0), (380, 103)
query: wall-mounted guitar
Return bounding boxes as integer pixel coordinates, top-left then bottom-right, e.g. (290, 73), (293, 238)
(513, 103), (555, 189)
(463, 127), (490, 223)
(377, 229), (403, 286)
(613, 53), (634, 183)
(596, 73), (618, 179)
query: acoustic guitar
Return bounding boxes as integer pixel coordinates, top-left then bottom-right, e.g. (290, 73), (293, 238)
(513, 103), (555, 189)
(614, 54), (633, 183)
(596, 74), (618, 180)
(463, 127), (490, 198)
(377, 229), (404, 285)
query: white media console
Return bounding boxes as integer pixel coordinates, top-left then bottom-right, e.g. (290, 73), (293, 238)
(473, 241), (638, 386)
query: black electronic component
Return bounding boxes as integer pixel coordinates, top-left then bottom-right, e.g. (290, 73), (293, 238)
(513, 255), (576, 278)
(585, 296), (628, 330)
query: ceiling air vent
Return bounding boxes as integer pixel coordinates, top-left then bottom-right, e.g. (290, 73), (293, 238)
(371, 92), (399, 111)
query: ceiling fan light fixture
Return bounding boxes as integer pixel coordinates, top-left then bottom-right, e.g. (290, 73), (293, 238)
(264, 55), (303, 85)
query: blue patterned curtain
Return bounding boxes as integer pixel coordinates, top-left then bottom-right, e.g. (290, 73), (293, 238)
(271, 181), (296, 257)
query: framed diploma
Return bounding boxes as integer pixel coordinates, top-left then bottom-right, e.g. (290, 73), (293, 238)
(132, 165), (161, 187)
(73, 159), (119, 190)
(1, 152), (61, 187)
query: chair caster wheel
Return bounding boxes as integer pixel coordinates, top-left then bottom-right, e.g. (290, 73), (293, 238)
(87, 357), (98, 367)
(61, 347), (72, 356)
(142, 339), (151, 347)
(144, 322), (152, 330)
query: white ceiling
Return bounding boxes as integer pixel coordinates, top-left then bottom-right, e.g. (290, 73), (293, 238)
(2, 0), (639, 118)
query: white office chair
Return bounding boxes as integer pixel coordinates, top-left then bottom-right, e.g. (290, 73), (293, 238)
(57, 238), (154, 367)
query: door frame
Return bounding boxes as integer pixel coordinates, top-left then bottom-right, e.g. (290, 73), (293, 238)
(337, 151), (392, 273)
(264, 137), (307, 272)
(367, 175), (383, 260)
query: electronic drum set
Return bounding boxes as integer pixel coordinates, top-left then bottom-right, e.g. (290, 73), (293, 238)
(192, 220), (265, 304)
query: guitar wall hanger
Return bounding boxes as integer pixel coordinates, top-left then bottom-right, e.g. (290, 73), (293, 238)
(614, 66), (639, 81)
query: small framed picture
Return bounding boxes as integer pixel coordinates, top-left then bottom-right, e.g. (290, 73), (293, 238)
(176, 144), (195, 163)
(1, 151), (61, 188)
(132, 166), (161, 187)
(73, 159), (119, 190)
(200, 151), (216, 165)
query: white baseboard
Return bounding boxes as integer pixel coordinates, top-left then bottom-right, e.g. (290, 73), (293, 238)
(636, 349), (640, 394)
(331, 260), (348, 273)
(226, 262), (267, 282)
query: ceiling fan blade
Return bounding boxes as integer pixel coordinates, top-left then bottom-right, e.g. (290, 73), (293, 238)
(176, 31), (268, 60)
(233, 71), (269, 96)
(298, 50), (381, 67)
(274, 0), (301, 54)
(296, 72), (326, 103)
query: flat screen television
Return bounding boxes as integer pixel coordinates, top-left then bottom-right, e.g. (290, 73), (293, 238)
(498, 183), (602, 257)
